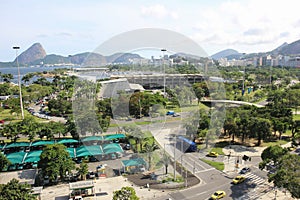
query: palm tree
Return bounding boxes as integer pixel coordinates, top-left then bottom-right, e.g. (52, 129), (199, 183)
(143, 139), (159, 170)
(76, 162), (89, 180)
(123, 125), (145, 153)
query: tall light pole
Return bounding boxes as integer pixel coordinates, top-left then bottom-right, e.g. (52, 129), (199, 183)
(173, 135), (176, 181)
(13, 46), (24, 120)
(161, 49), (167, 97)
(242, 65), (245, 96)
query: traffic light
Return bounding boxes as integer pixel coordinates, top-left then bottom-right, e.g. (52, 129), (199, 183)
(242, 155), (249, 161)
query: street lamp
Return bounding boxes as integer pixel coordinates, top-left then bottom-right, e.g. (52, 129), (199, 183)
(13, 46), (24, 120)
(161, 49), (167, 97)
(173, 135), (176, 181)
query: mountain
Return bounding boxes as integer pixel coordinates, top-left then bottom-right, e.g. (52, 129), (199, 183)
(273, 40), (300, 55)
(210, 49), (241, 60)
(0, 42), (142, 67)
(106, 53), (142, 64)
(14, 43), (46, 64)
(271, 42), (288, 54)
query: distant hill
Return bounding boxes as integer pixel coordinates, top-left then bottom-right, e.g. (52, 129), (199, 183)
(210, 49), (241, 60)
(106, 53), (142, 64)
(0, 42), (143, 67)
(14, 43), (46, 65)
(273, 40), (300, 55)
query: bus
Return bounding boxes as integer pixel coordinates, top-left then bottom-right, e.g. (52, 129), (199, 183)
(176, 136), (197, 152)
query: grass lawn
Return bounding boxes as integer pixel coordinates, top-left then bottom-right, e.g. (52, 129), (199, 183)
(262, 140), (289, 147)
(200, 158), (224, 171)
(293, 114), (300, 121)
(211, 147), (224, 155)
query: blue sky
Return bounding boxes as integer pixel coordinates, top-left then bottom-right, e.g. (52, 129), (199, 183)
(1, 0), (300, 61)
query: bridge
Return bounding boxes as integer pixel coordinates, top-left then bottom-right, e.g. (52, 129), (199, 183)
(200, 99), (264, 108)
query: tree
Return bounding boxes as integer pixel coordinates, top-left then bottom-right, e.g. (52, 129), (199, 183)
(38, 144), (75, 183)
(259, 145), (288, 170)
(123, 125), (145, 153)
(249, 117), (271, 146)
(65, 117), (78, 140)
(19, 117), (39, 141)
(143, 139), (159, 170)
(0, 153), (10, 171)
(76, 162), (89, 180)
(21, 73), (35, 85)
(1, 122), (20, 142)
(0, 178), (36, 200)
(268, 154), (300, 198)
(1, 73), (13, 83)
(113, 186), (139, 200)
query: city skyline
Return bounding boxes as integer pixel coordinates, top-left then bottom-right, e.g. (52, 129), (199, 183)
(2, 0), (300, 61)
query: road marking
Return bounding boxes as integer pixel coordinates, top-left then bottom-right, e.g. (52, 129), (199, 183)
(195, 168), (214, 173)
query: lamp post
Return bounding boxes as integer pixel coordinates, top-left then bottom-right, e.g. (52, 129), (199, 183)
(13, 46), (24, 120)
(173, 135), (176, 181)
(161, 49), (167, 97)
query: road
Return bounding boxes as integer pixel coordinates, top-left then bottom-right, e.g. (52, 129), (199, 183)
(115, 113), (271, 200)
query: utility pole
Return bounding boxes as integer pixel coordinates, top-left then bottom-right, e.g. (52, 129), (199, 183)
(173, 135), (176, 181)
(13, 46), (24, 120)
(161, 49), (167, 97)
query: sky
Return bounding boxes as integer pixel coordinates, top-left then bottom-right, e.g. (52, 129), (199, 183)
(1, 0), (300, 61)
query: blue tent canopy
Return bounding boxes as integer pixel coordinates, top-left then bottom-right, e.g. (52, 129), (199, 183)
(31, 140), (55, 147)
(5, 142), (31, 148)
(58, 139), (79, 144)
(81, 136), (104, 142)
(6, 152), (26, 164)
(102, 143), (123, 154)
(24, 150), (42, 163)
(122, 158), (147, 167)
(76, 145), (103, 157)
(104, 134), (126, 140)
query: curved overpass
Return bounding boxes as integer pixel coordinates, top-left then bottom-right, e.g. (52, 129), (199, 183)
(200, 99), (264, 108)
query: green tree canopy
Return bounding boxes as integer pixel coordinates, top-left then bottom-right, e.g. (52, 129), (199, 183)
(0, 178), (36, 200)
(268, 154), (300, 198)
(113, 186), (139, 200)
(38, 144), (75, 183)
(259, 145), (288, 170)
(0, 153), (10, 171)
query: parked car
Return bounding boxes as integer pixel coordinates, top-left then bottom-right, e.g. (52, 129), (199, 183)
(239, 167), (251, 174)
(166, 110), (175, 115)
(206, 151), (219, 157)
(87, 171), (95, 179)
(172, 113), (180, 117)
(89, 156), (98, 162)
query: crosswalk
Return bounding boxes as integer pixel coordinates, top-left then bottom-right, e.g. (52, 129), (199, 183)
(235, 173), (271, 200)
(244, 173), (266, 185)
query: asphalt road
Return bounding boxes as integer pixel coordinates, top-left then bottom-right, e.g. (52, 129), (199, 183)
(123, 113), (270, 200)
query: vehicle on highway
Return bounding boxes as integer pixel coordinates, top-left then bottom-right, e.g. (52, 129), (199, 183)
(232, 175), (246, 184)
(207, 151), (219, 157)
(176, 136), (197, 152)
(172, 113), (180, 117)
(166, 110), (175, 115)
(239, 167), (251, 174)
(211, 190), (226, 199)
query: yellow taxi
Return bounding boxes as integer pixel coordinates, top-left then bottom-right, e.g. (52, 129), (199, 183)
(207, 151), (219, 157)
(211, 190), (226, 199)
(232, 175), (246, 184)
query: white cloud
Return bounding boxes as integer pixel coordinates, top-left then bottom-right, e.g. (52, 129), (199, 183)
(141, 4), (178, 19)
